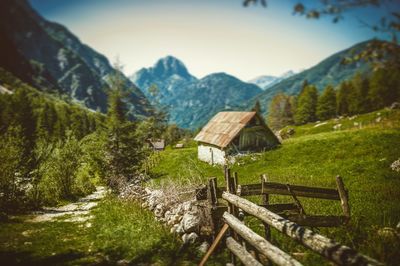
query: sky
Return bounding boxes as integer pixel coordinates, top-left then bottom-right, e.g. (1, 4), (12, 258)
(29, 0), (396, 81)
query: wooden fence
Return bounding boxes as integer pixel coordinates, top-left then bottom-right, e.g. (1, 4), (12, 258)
(197, 168), (382, 266)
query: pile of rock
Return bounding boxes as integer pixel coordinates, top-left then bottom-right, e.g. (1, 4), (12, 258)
(119, 183), (211, 246)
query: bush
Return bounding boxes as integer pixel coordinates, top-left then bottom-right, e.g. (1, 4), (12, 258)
(74, 163), (96, 196)
(39, 132), (86, 204)
(0, 126), (26, 211)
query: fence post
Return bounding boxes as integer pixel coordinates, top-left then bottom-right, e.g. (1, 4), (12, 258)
(261, 174), (271, 241)
(336, 176), (350, 222)
(208, 177), (219, 238)
(225, 168), (237, 265)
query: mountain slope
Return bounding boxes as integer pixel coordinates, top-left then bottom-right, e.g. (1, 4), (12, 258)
(248, 71), (296, 90)
(130, 56), (197, 105)
(171, 73), (262, 129)
(0, 0), (152, 119)
(245, 41), (372, 114)
(131, 58), (262, 129)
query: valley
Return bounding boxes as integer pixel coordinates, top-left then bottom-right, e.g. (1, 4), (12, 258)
(0, 0), (399, 265)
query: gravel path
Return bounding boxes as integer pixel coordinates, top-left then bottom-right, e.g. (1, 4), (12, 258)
(26, 186), (107, 223)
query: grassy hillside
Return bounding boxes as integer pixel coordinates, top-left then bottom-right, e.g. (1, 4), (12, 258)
(149, 108), (400, 264)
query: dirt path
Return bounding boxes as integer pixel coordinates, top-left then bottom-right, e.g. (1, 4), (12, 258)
(26, 186), (107, 223)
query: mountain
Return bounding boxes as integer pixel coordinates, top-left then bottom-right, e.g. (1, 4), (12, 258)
(130, 56), (197, 105)
(0, 0), (152, 119)
(170, 73), (262, 129)
(131, 58), (262, 129)
(248, 75), (278, 90)
(244, 41), (372, 114)
(248, 70), (296, 90)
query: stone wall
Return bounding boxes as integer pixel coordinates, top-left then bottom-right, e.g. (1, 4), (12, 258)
(119, 183), (211, 250)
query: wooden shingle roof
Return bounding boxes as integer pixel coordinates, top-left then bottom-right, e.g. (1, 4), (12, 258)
(194, 112), (257, 148)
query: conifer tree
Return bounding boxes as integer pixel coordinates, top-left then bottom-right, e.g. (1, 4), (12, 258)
(268, 93), (294, 130)
(12, 89), (36, 175)
(369, 67), (400, 109)
(294, 85), (318, 125)
(37, 102), (57, 139)
(104, 62), (144, 189)
(336, 81), (352, 116)
(316, 85), (336, 121)
(349, 73), (370, 114)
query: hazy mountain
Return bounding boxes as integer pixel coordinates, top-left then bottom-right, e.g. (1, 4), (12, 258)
(244, 41), (372, 114)
(248, 70), (296, 90)
(248, 75), (278, 90)
(0, 0), (152, 119)
(131, 59), (262, 129)
(171, 73), (262, 129)
(133, 40), (372, 129)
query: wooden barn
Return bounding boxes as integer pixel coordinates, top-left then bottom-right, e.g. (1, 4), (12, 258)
(194, 111), (280, 165)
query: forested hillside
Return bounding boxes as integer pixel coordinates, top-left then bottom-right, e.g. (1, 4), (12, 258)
(267, 64), (400, 130)
(244, 41), (373, 115)
(0, 0), (152, 119)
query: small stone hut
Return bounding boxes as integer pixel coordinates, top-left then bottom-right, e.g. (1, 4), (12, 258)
(194, 111), (280, 165)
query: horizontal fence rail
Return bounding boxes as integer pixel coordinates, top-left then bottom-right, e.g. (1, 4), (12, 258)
(222, 192), (383, 266)
(223, 212), (303, 266)
(196, 182), (343, 201)
(225, 237), (263, 266)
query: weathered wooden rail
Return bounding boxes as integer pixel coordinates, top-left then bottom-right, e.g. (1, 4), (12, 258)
(198, 168), (383, 266)
(196, 171), (351, 230)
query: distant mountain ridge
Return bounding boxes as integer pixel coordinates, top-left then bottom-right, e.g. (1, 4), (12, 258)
(0, 0), (152, 119)
(131, 57), (262, 129)
(244, 41), (372, 114)
(248, 70), (296, 90)
(132, 40), (372, 129)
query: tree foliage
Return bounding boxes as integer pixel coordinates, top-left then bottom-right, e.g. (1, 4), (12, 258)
(0, 70), (103, 210)
(268, 93), (294, 130)
(104, 63), (146, 190)
(294, 85), (318, 124)
(336, 81), (352, 116)
(317, 85), (337, 120)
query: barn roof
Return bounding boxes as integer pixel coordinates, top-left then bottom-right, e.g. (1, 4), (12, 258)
(194, 111), (258, 148)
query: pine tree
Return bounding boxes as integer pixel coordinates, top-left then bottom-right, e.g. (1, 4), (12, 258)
(104, 62), (144, 189)
(294, 85), (318, 125)
(268, 93), (294, 130)
(349, 73), (370, 114)
(12, 89), (36, 175)
(336, 81), (352, 116)
(37, 102), (57, 139)
(70, 109), (86, 140)
(316, 85), (336, 121)
(369, 67), (400, 110)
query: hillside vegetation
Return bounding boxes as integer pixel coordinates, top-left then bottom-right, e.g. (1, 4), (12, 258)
(148, 108), (400, 264)
(244, 40), (372, 114)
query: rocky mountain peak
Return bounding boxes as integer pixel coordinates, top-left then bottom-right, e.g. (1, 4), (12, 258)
(153, 56), (191, 79)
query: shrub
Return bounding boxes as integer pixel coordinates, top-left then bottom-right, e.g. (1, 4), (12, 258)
(0, 126), (26, 211)
(39, 132), (83, 204)
(74, 163), (96, 196)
